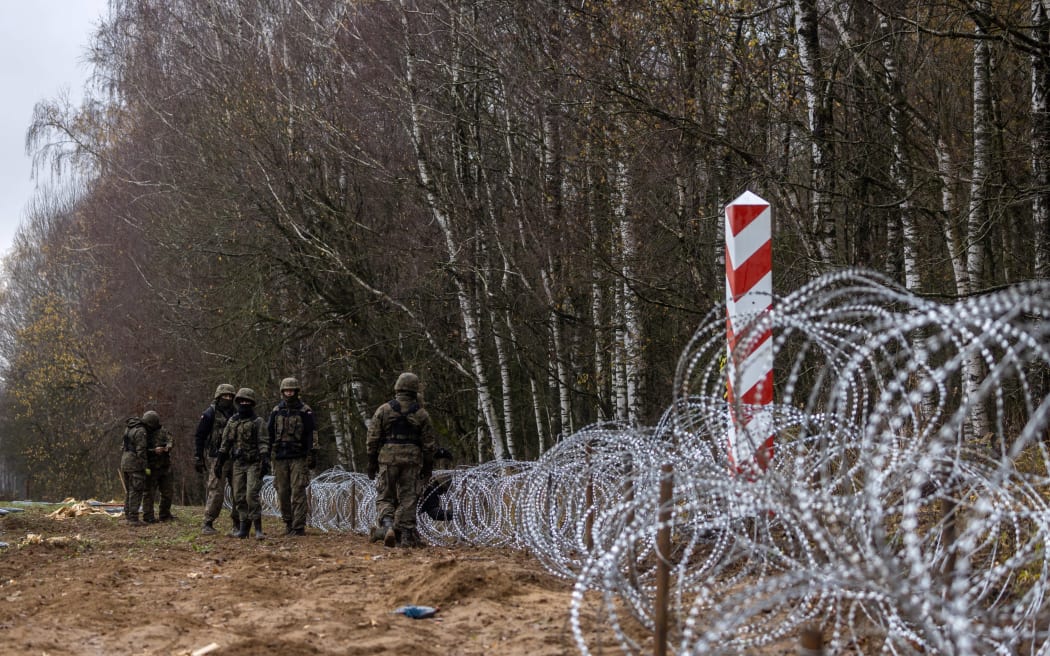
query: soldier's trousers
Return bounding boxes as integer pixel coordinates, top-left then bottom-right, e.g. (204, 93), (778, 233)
(204, 455), (239, 526)
(143, 466), (174, 520)
(231, 461), (264, 522)
(122, 469), (146, 519)
(376, 462), (421, 531)
(273, 457), (309, 530)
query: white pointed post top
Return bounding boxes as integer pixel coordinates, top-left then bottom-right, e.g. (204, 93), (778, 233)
(729, 190), (769, 206)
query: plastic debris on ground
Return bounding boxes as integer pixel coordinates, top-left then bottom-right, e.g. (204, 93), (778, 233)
(393, 605), (439, 619)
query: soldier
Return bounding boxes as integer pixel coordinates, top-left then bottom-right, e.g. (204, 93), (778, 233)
(367, 372), (436, 548)
(194, 384), (239, 535)
(215, 388), (269, 539)
(120, 410), (162, 525)
(267, 377), (316, 536)
(142, 425), (174, 522)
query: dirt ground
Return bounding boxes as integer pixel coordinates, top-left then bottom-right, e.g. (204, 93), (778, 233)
(0, 501), (635, 656)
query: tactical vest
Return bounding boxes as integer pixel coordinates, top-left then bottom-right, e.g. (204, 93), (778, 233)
(273, 402), (308, 458)
(385, 399), (422, 446)
(208, 404), (234, 455)
(226, 416), (264, 463)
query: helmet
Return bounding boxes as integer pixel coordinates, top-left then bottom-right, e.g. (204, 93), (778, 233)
(234, 388), (256, 404)
(214, 383), (236, 398)
(394, 372), (420, 394)
(280, 377), (301, 392)
(142, 410), (162, 430)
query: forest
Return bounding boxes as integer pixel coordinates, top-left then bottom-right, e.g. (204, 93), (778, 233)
(0, 0), (1047, 503)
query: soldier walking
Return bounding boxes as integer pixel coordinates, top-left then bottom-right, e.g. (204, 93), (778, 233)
(267, 377), (316, 536)
(215, 388), (269, 539)
(120, 410), (163, 526)
(367, 372), (436, 548)
(195, 384), (239, 535)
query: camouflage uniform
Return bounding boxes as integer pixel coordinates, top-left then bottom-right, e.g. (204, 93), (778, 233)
(367, 372), (436, 547)
(142, 427), (174, 522)
(267, 377), (316, 536)
(120, 411), (160, 524)
(195, 384), (239, 534)
(217, 388), (269, 538)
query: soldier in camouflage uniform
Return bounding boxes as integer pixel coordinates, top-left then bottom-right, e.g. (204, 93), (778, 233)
(367, 372), (437, 548)
(142, 425), (174, 522)
(194, 384), (239, 535)
(120, 410), (162, 525)
(267, 377), (316, 536)
(215, 388), (270, 539)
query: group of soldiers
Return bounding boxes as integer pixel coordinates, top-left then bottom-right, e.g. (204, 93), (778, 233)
(119, 372), (439, 548)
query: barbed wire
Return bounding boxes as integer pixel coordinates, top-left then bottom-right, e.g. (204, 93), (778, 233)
(231, 269), (1050, 655)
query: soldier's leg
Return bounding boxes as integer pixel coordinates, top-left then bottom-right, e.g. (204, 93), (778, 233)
(393, 463), (421, 532)
(375, 463), (398, 526)
(223, 462), (240, 528)
(246, 463), (264, 522)
(141, 471), (157, 522)
(394, 463), (422, 547)
(231, 465), (249, 525)
(290, 457), (310, 532)
(203, 455), (226, 523)
(274, 459), (293, 529)
(124, 470), (145, 523)
(158, 468), (175, 519)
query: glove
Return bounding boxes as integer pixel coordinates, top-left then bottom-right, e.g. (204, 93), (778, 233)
(419, 455), (433, 481)
(194, 456), (205, 474)
(306, 451), (317, 469)
(260, 457), (270, 477)
(366, 453), (379, 480)
(144, 468), (152, 477)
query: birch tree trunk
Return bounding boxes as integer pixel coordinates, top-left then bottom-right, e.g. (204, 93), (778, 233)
(1033, 0), (1050, 278)
(795, 0), (836, 264)
(398, 0), (506, 461)
(965, 2), (994, 441)
(612, 137), (643, 425)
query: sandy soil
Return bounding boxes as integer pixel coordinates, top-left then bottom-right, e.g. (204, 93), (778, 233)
(0, 502), (627, 656)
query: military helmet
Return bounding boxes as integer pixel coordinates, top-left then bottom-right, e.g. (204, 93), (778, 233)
(280, 377), (301, 392)
(214, 383), (236, 398)
(394, 372), (420, 393)
(142, 410), (162, 430)
(234, 388), (257, 404)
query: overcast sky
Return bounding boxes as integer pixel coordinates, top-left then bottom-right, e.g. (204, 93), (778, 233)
(0, 0), (108, 257)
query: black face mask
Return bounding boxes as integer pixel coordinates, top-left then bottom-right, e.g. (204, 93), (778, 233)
(217, 397), (234, 410)
(237, 403), (255, 417)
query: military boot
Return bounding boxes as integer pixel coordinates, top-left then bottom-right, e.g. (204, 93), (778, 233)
(398, 528), (421, 548)
(379, 516), (397, 547)
(126, 513), (142, 526)
(234, 520), (250, 539)
(201, 520), (217, 535)
(227, 520), (242, 537)
(253, 518), (265, 539)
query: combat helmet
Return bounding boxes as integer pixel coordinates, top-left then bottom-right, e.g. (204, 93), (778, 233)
(234, 388), (257, 405)
(214, 383), (236, 399)
(280, 377), (301, 392)
(142, 410), (162, 430)
(394, 372), (420, 394)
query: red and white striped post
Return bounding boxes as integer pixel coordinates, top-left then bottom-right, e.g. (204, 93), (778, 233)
(725, 191), (774, 475)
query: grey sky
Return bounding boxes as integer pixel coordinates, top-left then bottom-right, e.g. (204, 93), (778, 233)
(0, 0), (108, 257)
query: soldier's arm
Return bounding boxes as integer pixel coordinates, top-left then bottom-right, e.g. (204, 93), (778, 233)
(257, 417), (270, 460)
(302, 407), (316, 452)
(365, 405), (384, 456)
(133, 428), (149, 460)
(193, 408), (214, 458)
(419, 412), (437, 461)
(217, 421), (234, 455)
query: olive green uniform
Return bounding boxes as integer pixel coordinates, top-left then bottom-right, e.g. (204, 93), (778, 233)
(120, 418), (150, 523)
(366, 391), (437, 537)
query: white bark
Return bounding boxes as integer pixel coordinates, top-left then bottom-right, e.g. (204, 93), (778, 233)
(965, 4), (994, 441)
(398, 1), (506, 461)
(1033, 0), (1050, 277)
(614, 159), (642, 425)
(795, 0), (835, 263)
